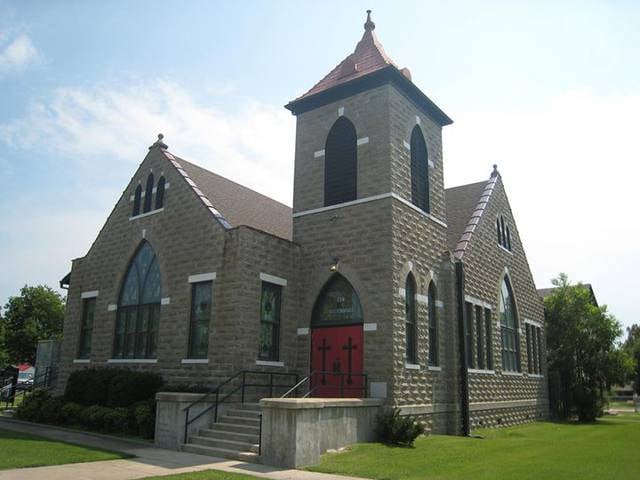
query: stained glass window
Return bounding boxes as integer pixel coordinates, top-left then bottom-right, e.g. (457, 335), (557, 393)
(155, 176), (165, 210)
(78, 298), (95, 359)
(113, 242), (162, 359)
(465, 302), (474, 368)
(133, 185), (142, 217)
(405, 274), (417, 363)
(311, 274), (363, 327)
(428, 282), (438, 366)
(259, 282), (281, 361)
(324, 117), (357, 207)
(485, 308), (493, 369)
(499, 276), (520, 372)
(410, 125), (430, 213)
(188, 281), (212, 359)
(143, 173), (154, 213)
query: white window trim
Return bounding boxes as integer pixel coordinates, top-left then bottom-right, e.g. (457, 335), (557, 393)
(314, 149), (325, 158)
(498, 244), (513, 255)
(405, 363), (421, 370)
(363, 323), (377, 332)
(416, 294), (429, 305)
(260, 273), (287, 287)
(73, 359), (91, 364)
(188, 272), (216, 283)
(161, 297), (171, 305)
(297, 327), (309, 336)
(107, 358), (158, 364)
(130, 183), (169, 201)
(357, 137), (369, 146)
(256, 360), (285, 368)
(403, 140), (411, 150)
(468, 368), (496, 375)
(524, 318), (543, 328)
(427, 365), (442, 372)
(390, 193), (447, 228)
(107, 304), (118, 312)
(181, 358), (209, 364)
(435, 300), (445, 308)
(464, 295), (492, 310)
(81, 290), (99, 299)
(129, 208), (164, 221)
(527, 373), (545, 379)
(501, 370), (523, 376)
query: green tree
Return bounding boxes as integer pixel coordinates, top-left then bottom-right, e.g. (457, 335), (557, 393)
(623, 324), (640, 394)
(1, 285), (65, 365)
(0, 314), (8, 369)
(544, 273), (625, 421)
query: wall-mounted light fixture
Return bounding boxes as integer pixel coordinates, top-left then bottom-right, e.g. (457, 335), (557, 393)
(330, 257), (340, 272)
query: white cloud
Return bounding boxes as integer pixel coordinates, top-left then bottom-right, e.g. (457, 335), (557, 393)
(445, 89), (640, 328)
(0, 34), (38, 75)
(0, 80), (295, 205)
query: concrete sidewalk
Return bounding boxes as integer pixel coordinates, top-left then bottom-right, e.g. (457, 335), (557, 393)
(0, 418), (366, 480)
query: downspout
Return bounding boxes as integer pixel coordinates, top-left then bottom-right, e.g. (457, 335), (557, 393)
(455, 260), (470, 436)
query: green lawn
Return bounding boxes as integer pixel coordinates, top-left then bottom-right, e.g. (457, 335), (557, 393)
(309, 413), (640, 480)
(608, 399), (637, 410)
(144, 471), (260, 480)
(0, 428), (130, 470)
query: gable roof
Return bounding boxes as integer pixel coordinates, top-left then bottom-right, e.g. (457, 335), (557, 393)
(157, 144), (292, 241)
(445, 169), (500, 259)
(538, 284), (599, 307)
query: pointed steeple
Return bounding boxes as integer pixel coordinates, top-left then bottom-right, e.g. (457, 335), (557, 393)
(292, 10), (397, 102)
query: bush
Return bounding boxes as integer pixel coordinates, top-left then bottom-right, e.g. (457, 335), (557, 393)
(15, 389), (50, 421)
(64, 368), (163, 408)
(80, 405), (112, 431)
(104, 407), (131, 433)
(61, 402), (85, 425)
(133, 401), (156, 439)
(107, 370), (163, 408)
(374, 408), (425, 447)
(39, 396), (66, 424)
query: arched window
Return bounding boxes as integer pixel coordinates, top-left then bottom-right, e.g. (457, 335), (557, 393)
(312, 274), (363, 327)
(143, 173), (154, 213)
(506, 225), (512, 251)
(155, 176), (165, 210)
(324, 117), (357, 206)
(405, 273), (417, 363)
(499, 276), (520, 372)
(410, 125), (429, 213)
(428, 282), (438, 366)
(113, 242), (161, 359)
(500, 216), (506, 247)
(496, 217), (502, 246)
(133, 185), (142, 217)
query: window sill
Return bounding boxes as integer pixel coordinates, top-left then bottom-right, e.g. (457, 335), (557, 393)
(498, 244), (513, 254)
(129, 208), (164, 221)
(107, 358), (158, 364)
(427, 365), (442, 372)
(73, 359), (90, 364)
(468, 368), (495, 375)
(501, 370), (523, 376)
(256, 360), (285, 367)
(181, 359), (209, 364)
(527, 373), (544, 378)
(405, 363), (421, 370)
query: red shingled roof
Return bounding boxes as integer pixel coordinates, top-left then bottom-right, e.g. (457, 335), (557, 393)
(294, 11), (399, 102)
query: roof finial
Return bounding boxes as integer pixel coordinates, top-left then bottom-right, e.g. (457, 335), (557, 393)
(364, 9), (375, 31)
(149, 133), (168, 150)
(491, 164), (499, 177)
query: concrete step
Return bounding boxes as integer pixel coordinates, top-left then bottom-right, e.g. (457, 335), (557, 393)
(227, 408), (261, 419)
(190, 435), (259, 453)
(235, 403), (262, 412)
(208, 422), (260, 435)
(199, 428), (259, 444)
(218, 415), (260, 427)
(182, 443), (259, 463)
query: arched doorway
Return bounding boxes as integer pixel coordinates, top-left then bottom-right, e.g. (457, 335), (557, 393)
(310, 274), (364, 397)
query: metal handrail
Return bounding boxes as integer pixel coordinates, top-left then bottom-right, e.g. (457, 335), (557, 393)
(281, 370), (368, 399)
(183, 369), (298, 444)
(2, 366), (58, 407)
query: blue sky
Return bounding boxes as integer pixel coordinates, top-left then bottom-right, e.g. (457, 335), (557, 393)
(1, 0), (639, 331)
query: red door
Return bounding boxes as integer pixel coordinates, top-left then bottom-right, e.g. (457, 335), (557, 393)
(310, 325), (364, 397)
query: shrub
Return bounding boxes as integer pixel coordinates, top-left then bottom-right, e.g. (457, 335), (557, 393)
(15, 389), (50, 421)
(374, 408), (425, 447)
(80, 405), (111, 431)
(133, 401), (156, 439)
(107, 370), (163, 408)
(38, 396), (66, 424)
(104, 407), (131, 433)
(61, 402), (85, 425)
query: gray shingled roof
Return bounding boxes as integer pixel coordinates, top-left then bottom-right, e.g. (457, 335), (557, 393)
(168, 153), (292, 241)
(538, 284), (598, 306)
(444, 180), (488, 253)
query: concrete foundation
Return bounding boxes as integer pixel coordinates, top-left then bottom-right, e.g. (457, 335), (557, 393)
(260, 397), (383, 468)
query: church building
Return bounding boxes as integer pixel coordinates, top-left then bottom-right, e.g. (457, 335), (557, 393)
(58, 11), (548, 439)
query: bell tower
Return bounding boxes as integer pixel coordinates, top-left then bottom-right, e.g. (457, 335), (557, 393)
(286, 11), (454, 404)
